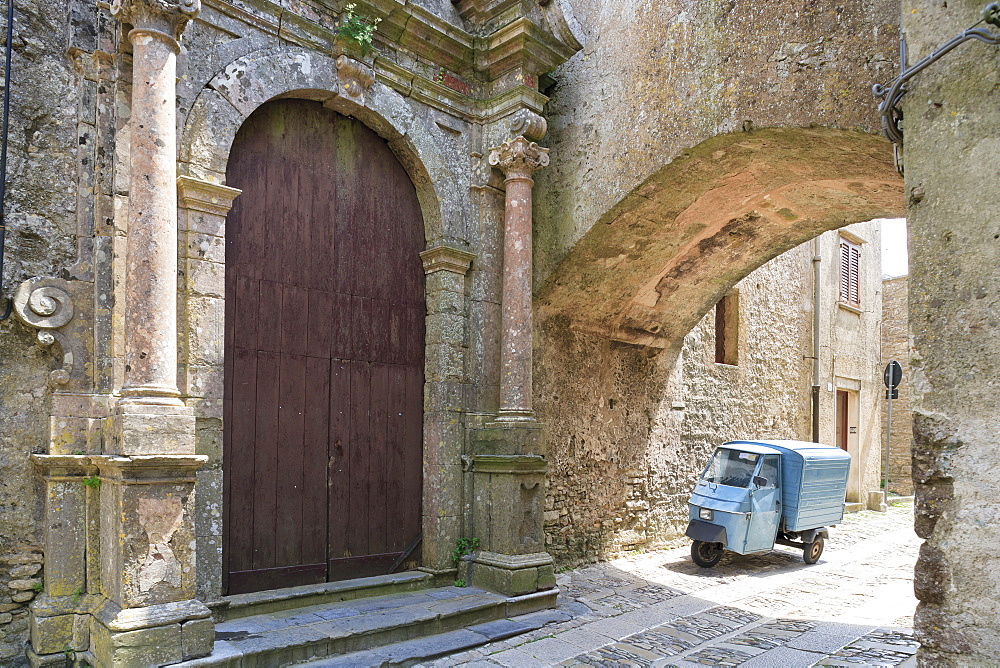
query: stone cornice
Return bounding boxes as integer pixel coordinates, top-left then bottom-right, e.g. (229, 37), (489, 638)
(201, 0), (579, 117)
(420, 245), (476, 275)
(477, 17), (580, 80)
(177, 176), (242, 216)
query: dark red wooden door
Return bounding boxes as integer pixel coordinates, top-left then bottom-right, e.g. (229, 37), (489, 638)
(223, 99), (425, 595)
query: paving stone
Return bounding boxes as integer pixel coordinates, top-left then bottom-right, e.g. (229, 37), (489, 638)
(488, 646), (550, 667)
(735, 644), (827, 668)
(517, 636), (582, 663)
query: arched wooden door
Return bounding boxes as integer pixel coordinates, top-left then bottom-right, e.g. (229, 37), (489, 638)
(223, 99), (425, 595)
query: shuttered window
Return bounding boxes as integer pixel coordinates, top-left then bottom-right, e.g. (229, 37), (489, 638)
(714, 291), (739, 365)
(839, 238), (861, 307)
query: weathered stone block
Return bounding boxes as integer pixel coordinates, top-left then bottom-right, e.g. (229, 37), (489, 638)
(30, 613), (74, 655)
(104, 405), (196, 456)
(180, 617), (214, 660)
(93, 622), (183, 668)
(425, 313), (467, 346)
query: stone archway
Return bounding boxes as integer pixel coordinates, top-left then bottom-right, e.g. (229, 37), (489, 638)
(538, 126), (904, 351)
(535, 126), (904, 565)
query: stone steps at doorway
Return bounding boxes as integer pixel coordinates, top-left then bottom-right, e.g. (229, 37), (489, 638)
(214, 572), (436, 622)
(173, 583), (560, 667)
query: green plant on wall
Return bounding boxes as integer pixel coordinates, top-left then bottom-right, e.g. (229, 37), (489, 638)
(337, 3), (381, 55)
(82, 476), (101, 489)
(451, 537), (480, 563)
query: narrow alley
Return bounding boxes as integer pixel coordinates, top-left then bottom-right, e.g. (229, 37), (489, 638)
(424, 502), (919, 668)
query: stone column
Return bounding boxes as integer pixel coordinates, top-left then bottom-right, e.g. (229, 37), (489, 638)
(113, 0), (197, 407)
(488, 123), (549, 422)
(463, 112), (554, 606)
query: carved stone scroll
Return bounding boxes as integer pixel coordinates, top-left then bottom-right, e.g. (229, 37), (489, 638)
(13, 278), (84, 388)
(110, 0), (201, 40)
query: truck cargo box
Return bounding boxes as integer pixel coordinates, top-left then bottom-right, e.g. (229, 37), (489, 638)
(725, 439), (850, 532)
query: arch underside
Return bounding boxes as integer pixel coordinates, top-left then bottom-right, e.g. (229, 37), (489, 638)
(539, 127), (905, 350)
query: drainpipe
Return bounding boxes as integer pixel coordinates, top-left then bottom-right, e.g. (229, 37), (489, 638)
(0, 0), (13, 321)
(811, 237), (822, 442)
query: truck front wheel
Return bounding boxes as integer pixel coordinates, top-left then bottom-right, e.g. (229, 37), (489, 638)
(803, 536), (825, 564)
(691, 540), (724, 568)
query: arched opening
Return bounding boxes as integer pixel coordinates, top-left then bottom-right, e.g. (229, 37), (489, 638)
(535, 127), (905, 565)
(222, 98), (426, 594)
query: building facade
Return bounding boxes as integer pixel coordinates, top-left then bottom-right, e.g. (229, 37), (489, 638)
(0, 0), (996, 665)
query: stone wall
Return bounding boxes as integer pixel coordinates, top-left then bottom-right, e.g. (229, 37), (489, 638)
(0, 0), (85, 661)
(540, 220), (884, 567)
(881, 276), (912, 496)
(902, 0), (1000, 662)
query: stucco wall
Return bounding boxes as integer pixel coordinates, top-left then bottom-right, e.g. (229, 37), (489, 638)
(540, 220), (884, 566)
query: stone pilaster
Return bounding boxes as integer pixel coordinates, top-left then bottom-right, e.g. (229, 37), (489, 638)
(28, 456), (98, 663)
(488, 128), (549, 422)
(419, 245), (475, 574)
(89, 455), (212, 666)
(176, 176), (241, 602)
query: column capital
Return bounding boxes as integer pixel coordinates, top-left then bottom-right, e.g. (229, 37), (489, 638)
(489, 136), (550, 180)
(111, 0), (200, 40)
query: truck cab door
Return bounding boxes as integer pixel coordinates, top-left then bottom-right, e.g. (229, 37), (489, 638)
(745, 455), (782, 553)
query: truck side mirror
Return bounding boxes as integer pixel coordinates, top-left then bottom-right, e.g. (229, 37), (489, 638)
(753, 476), (767, 488)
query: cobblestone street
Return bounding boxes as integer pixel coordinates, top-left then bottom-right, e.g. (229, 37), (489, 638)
(425, 503), (919, 667)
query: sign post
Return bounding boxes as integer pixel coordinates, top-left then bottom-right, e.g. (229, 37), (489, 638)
(883, 361), (902, 497)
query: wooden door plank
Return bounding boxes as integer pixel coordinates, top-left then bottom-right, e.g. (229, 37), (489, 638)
(368, 362), (389, 555)
(352, 295), (373, 362)
(275, 352), (307, 567)
(347, 360), (371, 557)
(307, 289), (334, 360)
(330, 291), (353, 361)
(303, 356), (331, 570)
(385, 364), (407, 552)
(257, 280), (283, 354)
(227, 346), (258, 575)
(281, 284), (310, 358)
(252, 350), (281, 570)
(328, 360), (352, 559)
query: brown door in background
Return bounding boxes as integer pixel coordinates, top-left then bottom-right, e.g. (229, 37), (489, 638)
(223, 99), (425, 595)
(836, 390), (849, 451)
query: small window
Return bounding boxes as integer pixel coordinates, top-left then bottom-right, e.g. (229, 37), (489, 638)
(714, 291), (739, 365)
(758, 455), (780, 488)
(839, 238), (861, 307)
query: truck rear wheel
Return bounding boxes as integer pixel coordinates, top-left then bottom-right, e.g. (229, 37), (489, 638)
(691, 540), (724, 567)
(803, 536), (824, 564)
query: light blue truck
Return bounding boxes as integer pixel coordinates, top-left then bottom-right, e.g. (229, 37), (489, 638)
(685, 440), (851, 567)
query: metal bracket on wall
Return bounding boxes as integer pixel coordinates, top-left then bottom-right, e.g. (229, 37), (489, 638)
(873, 2), (1000, 174)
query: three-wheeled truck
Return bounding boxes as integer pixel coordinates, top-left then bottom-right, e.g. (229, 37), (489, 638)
(685, 440), (851, 567)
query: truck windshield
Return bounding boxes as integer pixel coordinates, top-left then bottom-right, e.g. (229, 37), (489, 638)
(701, 449), (759, 488)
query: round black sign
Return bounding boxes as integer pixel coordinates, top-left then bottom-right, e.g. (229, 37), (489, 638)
(884, 360), (902, 389)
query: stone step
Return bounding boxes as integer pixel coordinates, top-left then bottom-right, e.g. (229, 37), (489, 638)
(295, 608), (572, 667)
(174, 585), (559, 667)
(213, 572), (435, 622)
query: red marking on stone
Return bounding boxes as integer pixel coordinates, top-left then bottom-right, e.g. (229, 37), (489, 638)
(441, 73), (471, 96)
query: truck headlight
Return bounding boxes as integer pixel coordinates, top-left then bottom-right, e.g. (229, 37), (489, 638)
(698, 507), (713, 521)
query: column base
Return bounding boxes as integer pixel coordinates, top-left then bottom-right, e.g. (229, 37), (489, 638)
(105, 402), (196, 455)
(91, 598), (213, 667)
(469, 551), (556, 596)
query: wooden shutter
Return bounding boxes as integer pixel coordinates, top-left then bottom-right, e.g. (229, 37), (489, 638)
(839, 239), (861, 307)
